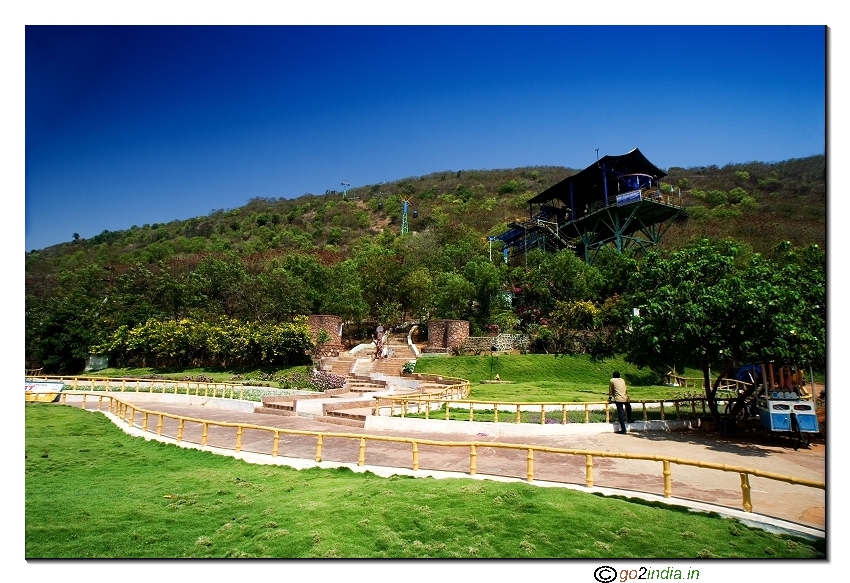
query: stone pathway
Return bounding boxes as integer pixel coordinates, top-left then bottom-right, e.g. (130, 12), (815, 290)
(67, 392), (826, 540)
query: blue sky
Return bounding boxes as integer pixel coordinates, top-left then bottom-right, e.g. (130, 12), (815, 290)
(22, 24), (826, 251)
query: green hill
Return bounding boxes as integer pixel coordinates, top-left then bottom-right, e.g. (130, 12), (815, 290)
(28, 155), (823, 262)
(25, 154), (825, 373)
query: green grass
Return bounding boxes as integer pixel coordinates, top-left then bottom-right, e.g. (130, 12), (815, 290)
(26, 404), (824, 559)
(415, 354), (706, 402)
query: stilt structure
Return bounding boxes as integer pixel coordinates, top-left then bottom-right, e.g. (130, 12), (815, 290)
(495, 148), (684, 264)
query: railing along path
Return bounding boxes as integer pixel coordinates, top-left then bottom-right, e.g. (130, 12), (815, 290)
(379, 395), (730, 423)
(28, 375), (256, 400)
(29, 391), (824, 519)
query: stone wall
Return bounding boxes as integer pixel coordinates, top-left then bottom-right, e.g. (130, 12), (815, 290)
(461, 333), (531, 354)
(307, 315), (344, 357)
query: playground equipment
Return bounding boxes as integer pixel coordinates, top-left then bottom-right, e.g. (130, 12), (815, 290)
(755, 363), (818, 449)
(726, 361), (819, 449)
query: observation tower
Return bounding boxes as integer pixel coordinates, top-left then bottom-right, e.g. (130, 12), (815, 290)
(495, 148), (684, 264)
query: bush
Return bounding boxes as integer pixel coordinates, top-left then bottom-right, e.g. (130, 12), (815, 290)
(739, 196), (759, 211)
(710, 205), (743, 219)
(704, 190), (728, 206)
(498, 180), (524, 194)
(279, 370), (346, 392)
(93, 317), (312, 368)
(727, 187), (748, 204)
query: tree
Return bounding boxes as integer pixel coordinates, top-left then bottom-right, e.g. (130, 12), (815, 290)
(351, 238), (409, 320)
(540, 249), (603, 304)
(617, 238), (825, 421)
(279, 254), (329, 314)
(463, 258), (506, 333)
(319, 261), (369, 325)
(400, 267), (436, 324)
(189, 253), (249, 319)
(27, 264), (111, 373)
(254, 267), (310, 321)
(593, 250), (638, 298)
(152, 266), (190, 322)
(433, 272), (474, 320)
(107, 264), (160, 327)
(506, 249), (603, 328)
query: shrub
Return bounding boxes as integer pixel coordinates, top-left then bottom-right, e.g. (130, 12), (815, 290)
(710, 205), (743, 219)
(498, 180), (524, 194)
(704, 190), (728, 206)
(92, 317), (312, 368)
(727, 187), (748, 204)
(739, 196), (759, 211)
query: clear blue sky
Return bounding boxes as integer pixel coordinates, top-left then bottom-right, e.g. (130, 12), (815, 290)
(23, 24), (825, 251)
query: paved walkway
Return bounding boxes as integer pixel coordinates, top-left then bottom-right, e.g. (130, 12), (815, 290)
(68, 393), (826, 540)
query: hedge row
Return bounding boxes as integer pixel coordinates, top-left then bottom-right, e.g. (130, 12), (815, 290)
(92, 316), (313, 367)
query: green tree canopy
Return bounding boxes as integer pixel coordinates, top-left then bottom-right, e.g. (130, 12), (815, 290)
(617, 238), (825, 420)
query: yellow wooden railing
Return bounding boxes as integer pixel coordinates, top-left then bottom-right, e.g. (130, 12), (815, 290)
(408, 376), (471, 401)
(668, 375), (754, 392)
(29, 392), (824, 517)
(30, 374), (470, 404)
(379, 396), (734, 424)
(28, 375), (252, 400)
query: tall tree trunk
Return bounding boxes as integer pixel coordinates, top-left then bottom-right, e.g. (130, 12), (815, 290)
(700, 354), (720, 422)
(702, 355), (735, 422)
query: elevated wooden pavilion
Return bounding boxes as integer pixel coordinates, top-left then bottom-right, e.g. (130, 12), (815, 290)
(495, 148), (684, 264)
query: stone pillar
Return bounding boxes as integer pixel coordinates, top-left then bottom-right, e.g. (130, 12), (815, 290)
(427, 320), (448, 350)
(445, 320), (470, 349)
(425, 319), (469, 353)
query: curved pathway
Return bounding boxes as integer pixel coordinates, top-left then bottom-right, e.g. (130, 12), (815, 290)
(65, 392), (825, 539)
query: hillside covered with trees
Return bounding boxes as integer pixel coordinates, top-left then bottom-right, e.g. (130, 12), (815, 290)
(25, 155), (825, 374)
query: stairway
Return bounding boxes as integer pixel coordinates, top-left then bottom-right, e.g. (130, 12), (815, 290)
(267, 331), (441, 428)
(321, 352), (359, 376)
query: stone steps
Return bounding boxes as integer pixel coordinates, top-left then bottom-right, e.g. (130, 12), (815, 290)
(324, 355), (359, 376)
(344, 386), (388, 396)
(325, 407), (374, 421)
(371, 356), (414, 376)
(253, 405), (298, 417)
(255, 349), (460, 424)
(314, 416), (366, 428)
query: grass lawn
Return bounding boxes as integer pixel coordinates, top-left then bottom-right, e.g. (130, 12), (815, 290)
(414, 354), (706, 402)
(25, 404), (824, 559)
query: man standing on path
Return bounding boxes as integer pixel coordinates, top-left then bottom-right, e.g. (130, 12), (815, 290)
(608, 371), (632, 434)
